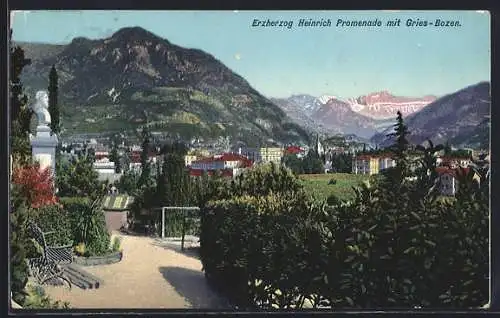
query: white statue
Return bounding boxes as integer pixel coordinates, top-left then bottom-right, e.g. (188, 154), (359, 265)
(31, 90), (51, 127)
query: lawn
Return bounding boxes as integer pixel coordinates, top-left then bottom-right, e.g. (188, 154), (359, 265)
(299, 173), (369, 202)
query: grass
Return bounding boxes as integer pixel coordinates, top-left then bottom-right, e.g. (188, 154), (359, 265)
(299, 173), (369, 202)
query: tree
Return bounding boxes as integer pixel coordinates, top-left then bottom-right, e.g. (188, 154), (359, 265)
(48, 65), (60, 135)
(10, 185), (31, 305)
(11, 162), (58, 208)
(302, 150), (324, 174)
(110, 141), (121, 173)
(137, 127), (153, 189)
(282, 153), (304, 174)
(387, 111), (411, 182)
(10, 30), (32, 164)
(116, 170), (140, 195)
(156, 147), (191, 207)
(56, 153), (104, 199)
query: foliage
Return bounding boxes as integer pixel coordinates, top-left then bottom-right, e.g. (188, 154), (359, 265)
(200, 193), (314, 309)
(10, 185), (31, 305)
(31, 204), (73, 247)
(200, 114), (489, 309)
(110, 139), (121, 173)
(11, 162), (58, 208)
(56, 153), (106, 199)
(137, 127), (154, 189)
(23, 284), (70, 309)
(117, 169), (140, 195)
(111, 236), (122, 252)
(282, 153), (304, 174)
(68, 197), (111, 256)
(283, 151), (325, 175)
(10, 30), (33, 164)
(48, 64), (60, 135)
(74, 242), (86, 256)
(329, 153), (353, 173)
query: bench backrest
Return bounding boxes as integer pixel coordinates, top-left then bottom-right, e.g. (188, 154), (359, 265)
(27, 222), (49, 259)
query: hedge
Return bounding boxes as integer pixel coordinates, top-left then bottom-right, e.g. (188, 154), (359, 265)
(199, 166), (489, 309)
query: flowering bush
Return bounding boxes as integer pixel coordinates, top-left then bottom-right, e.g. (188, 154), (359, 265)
(12, 162), (58, 208)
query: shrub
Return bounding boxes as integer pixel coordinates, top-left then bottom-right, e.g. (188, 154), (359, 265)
(111, 236), (122, 252)
(200, 161), (489, 309)
(10, 185), (31, 305)
(30, 204), (73, 246)
(23, 284), (70, 309)
(69, 197), (110, 256)
(200, 192), (314, 309)
(11, 162), (57, 208)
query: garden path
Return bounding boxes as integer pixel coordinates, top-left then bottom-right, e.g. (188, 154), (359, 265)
(43, 233), (231, 309)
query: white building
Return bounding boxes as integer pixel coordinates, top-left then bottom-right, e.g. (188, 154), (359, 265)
(436, 167), (480, 196)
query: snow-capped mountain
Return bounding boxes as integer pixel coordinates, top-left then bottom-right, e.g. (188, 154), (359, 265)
(346, 91), (437, 120)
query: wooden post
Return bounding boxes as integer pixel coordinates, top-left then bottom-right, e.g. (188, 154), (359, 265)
(181, 210), (186, 251)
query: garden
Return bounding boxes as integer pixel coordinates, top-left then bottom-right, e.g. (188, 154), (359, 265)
(198, 114), (490, 310)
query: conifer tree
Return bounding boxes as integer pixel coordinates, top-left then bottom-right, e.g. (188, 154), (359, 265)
(138, 127), (152, 189)
(10, 30), (32, 164)
(387, 111), (411, 182)
(110, 140), (121, 173)
(48, 65), (60, 135)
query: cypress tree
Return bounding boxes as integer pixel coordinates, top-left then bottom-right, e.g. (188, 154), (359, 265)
(48, 65), (60, 135)
(110, 140), (121, 173)
(387, 111), (411, 182)
(10, 30), (32, 164)
(138, 127), (152, 189)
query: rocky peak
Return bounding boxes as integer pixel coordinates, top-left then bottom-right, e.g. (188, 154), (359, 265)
(109, 26), (166, 45)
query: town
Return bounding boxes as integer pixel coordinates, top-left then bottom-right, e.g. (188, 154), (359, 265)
(61, 134), (490, 198)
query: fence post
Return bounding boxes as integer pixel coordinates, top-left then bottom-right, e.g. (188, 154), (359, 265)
(181, 210), (186, 251)
(161, 207), (165, 239)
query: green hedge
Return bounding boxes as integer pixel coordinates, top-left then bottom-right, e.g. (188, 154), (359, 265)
(200, 165), (489, 309)
(31, 204), (73, 246)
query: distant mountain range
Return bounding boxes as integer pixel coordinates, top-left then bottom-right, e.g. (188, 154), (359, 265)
(273, 82), (490, 149)
(14, 26), (490, 149)
(16, 27), (310, 146)
(371, 82), (490, 148)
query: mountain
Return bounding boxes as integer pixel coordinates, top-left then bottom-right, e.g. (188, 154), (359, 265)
(310, 97), (379, 139)
(270, 94), (337, 135)
(371, 82), (491, 148)
(17, 27), (310, 145)
(346, 91), (437, 120)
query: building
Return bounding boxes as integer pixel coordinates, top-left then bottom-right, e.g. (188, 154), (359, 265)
(184, 154), (198, 167)
(352, 154), (396, 175)
(259, 147), (284, 165)
(436, 167), (480, 196)
(190, 153), (253, 177)
(236, 147), (261, 163)
(128, 150), (160, 172)
(285, 146), (306, 159)
(102, 194), (134, 231)
(437, 156), (472, 169)
(93, 158), (122, 183)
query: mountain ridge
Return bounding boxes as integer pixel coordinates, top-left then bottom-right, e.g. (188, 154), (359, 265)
(17, 27), (310, 145)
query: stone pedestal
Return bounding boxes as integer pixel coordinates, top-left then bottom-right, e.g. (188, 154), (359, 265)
(30, 125), (58, 174)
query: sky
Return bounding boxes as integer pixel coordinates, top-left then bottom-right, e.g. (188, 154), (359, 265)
(11, 10), (490, 99)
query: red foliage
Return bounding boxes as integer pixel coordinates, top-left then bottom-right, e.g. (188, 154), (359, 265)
(12, 162), (58, 208)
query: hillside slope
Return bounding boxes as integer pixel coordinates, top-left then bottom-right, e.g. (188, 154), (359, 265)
(18, 27), (310, 145)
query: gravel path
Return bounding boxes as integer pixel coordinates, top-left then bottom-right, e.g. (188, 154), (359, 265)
(43, 234), (230, 309)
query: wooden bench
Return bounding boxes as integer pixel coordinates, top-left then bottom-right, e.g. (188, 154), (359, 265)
(26, 222), (72, 289)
